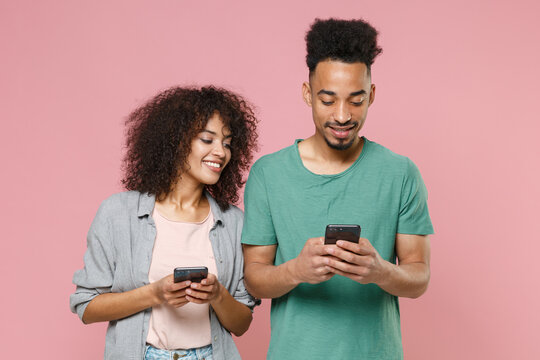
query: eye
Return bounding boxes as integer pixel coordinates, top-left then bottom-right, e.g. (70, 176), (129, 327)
(321, 100), (334, 106)
(200, 138), (212, 144)
(351, 98), (366, 106)
(223, 142), (232, 149)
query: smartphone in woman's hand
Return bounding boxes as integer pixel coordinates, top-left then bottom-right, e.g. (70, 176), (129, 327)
(173, 266), (208, 283)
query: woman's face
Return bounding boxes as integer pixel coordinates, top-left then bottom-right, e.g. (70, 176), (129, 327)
(183, 112), (232, 186)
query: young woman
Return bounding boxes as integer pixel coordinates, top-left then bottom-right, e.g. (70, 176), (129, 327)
(70, 86), (259, 360)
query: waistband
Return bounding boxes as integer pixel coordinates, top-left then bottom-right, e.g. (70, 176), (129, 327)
(144, 344), (212, 360)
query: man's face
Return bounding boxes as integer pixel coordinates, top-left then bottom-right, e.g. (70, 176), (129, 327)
(303, 60), (375, 150)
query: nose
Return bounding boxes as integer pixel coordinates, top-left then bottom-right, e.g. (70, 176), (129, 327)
(212, 142), (226, 158)
(333, 102), (350, 124)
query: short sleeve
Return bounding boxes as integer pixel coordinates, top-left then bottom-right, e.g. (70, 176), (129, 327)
(69, 201), (116, 321)
(397, 159), (434, 235)
(230, 209), (260, 310)
(241, 161), (278, 245)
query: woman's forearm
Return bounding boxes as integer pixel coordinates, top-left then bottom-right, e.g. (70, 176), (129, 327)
(210, 284), (253, 336)
(82, 284), (160, 324)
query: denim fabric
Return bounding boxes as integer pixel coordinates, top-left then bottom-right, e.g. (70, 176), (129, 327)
(144, 344), (213, 360)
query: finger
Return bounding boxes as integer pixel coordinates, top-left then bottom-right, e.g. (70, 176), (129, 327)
(185, 288), (210, 300)
(186, 295), (208, 304)
(172, 298), (189, 307)
(336, 240), (372, 255)
(316, 264), (333, 275)
(324, 256), (364, 274)
(168, 280), (192, 291)
(169, 296), (188, 305)
(325, 247), (362, 264)
(168, 295), (188, 306)
(321, 268), (336, 280)
(190, 282), (214, 293)
(164, 289), (187, 300)
(316, 254), (342, 266)
(326, 266), (365, 283)
(308, 237), (325, 246)
(200, 274), (216, 286)
(357, 237), (375, 251)
(311, 243), (338, 256)
(323, 245), (348, 256)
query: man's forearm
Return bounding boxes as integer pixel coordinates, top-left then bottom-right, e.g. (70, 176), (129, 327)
(377, 261), (430, 298)
(244, 260), (300, 299)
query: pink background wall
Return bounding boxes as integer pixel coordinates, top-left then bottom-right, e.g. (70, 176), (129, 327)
(1, 0), (538, 358)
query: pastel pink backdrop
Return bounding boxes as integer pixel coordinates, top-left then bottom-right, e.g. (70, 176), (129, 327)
(1, 0), (538, 359)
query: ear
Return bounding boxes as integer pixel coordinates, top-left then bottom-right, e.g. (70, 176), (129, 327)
(302, 82), (313, 107)
(368, 84), (376, 106)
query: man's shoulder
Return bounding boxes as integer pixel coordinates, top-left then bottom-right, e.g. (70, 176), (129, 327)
(251, 141), (298, 171)
(364, 138), (413, 173)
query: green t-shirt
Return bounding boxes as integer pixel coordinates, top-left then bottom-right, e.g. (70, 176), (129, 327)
(241, 138), (434, 359)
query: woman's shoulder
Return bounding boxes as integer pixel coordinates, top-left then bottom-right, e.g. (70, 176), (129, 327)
(96, 191), (148, 218)
(206, 194), (243, 225)
(221, 204), (243, 223)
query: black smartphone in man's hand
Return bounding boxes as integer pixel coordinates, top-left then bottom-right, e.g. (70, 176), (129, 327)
(324, 224), (361, 244)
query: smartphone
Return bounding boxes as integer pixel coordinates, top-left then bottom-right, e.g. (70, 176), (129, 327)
(324, 224), (361, 244)
(173, 266), (208, 283)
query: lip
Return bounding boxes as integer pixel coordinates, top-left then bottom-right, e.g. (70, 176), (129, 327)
(328, 126), (354, 139)
(202, 160), (224, 173)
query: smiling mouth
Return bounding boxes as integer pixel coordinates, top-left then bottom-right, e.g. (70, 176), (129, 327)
(203, 161), (223, 172)
(327, 123), (357, 139)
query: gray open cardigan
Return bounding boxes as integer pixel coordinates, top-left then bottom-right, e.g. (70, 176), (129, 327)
(70, 191), (259, 359)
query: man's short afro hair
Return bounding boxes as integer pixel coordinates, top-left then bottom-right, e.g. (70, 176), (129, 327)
(305, 18), (382, 73)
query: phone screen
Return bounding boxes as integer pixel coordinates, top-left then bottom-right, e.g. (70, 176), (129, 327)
(324, 224), (361, 244)
(173, 266), (208, 283)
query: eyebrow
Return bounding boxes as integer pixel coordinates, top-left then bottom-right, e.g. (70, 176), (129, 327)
(317, 89), (367, 97)
(201, 129), (232, 138)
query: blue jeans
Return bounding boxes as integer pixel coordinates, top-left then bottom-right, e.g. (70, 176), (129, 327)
(144, 344), (213, 360)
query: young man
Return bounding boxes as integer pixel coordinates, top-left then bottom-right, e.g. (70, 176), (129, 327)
(242, 18), (433, 359)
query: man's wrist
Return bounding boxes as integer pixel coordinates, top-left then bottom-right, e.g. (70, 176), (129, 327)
(284, 258), (302, 287)
(375, 260), (395, 287)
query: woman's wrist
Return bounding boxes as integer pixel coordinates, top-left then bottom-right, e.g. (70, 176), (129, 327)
(146, 282), (163, 307)
(210, 282), (226, 306)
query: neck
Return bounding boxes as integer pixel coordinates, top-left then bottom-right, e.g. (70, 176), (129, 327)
(312, 135), (364, 163)
(160, 176), (206, 210)
(298, 135), (364, 175)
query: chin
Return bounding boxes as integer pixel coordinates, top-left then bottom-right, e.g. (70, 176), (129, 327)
(202, 175), (222, 186)
(324, 137), (355, 151)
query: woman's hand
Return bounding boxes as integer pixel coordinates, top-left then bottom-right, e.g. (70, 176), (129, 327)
(184, 273), (223, 305)
(151, 274), (192, 308)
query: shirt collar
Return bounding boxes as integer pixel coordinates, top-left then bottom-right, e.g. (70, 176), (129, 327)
(137, 192), (155, 217)
(205, 191), (224, 225)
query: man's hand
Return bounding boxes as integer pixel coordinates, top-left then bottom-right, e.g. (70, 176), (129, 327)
(289, 237), (337, 284)
(323, 238), (390, 285)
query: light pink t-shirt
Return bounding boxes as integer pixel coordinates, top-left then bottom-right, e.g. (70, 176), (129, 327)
(146, 208), (218, 350)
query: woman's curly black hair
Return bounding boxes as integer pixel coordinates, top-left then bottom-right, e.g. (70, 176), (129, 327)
(306, 18), (383, 74)
(122, 86), (258, 210)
